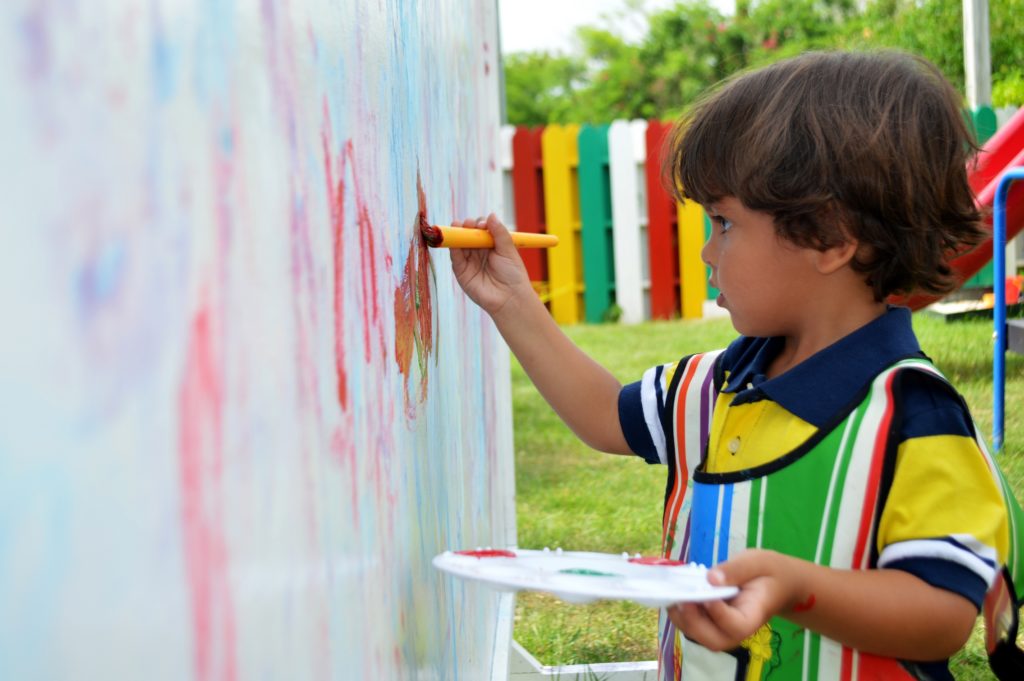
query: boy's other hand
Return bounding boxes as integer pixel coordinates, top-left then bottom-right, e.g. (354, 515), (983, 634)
(449, 213), (533, 317)
(668, 549), (801, 652)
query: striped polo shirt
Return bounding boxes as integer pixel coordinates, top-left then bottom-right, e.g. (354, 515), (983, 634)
(618, 306), (1008, 610)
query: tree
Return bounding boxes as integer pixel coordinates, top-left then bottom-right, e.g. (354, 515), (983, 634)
(843, 0), (966, 91)
(503, 51), (587, 126)
(634, 1), (747, 118)
(502, 0), (1024, 127)
(984, 0), (1024, 106)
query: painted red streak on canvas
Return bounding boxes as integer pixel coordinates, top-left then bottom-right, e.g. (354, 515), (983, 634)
(354, 168), (383, 365)
(178, 300), (238, 681)
(321, 99), (348, 410)
(323, 105), (388, 413)
(394, 173), (436, 415)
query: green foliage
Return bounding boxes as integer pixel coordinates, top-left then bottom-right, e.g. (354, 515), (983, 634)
(991, 0), (1024, 106)
(744, 0), (860, 58)
(602, 303), (623, 323)
(995, 72), (1024, 108)
(843, 0), (966, 92)
(503, 51), (587, 126)
(502, 0), (1024, 126)
(844, 0), (1024, 106)
(570, 25), (647, 122)
(635, 2), (742, 118)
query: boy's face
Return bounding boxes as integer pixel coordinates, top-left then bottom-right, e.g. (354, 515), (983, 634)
(702, 197), (823, 338)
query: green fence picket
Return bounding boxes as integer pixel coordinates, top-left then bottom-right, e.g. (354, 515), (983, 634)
(579, 125), (616, 323)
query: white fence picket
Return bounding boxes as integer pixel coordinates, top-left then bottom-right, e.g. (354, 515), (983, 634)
(609, 120), (648, 323)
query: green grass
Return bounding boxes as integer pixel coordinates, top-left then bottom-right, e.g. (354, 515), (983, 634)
(511, 313), (1024, 678)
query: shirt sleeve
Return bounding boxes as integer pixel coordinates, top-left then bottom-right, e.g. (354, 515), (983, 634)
(876, 377), (1010, 609)
(617, 361), (677, 465)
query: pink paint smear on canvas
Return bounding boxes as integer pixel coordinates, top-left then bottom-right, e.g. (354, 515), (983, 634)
(178, 295), (238, 681)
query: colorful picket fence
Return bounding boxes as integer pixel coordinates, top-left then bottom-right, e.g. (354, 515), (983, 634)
(499, 106), (1024, 325)
(500, 119), (718, 325)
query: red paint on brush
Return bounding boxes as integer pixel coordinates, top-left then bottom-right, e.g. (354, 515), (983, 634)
(394, 173), (437, 415)
(456, 549), (516, 559)
(419, 212), (443, 246)
(628, 556), (687, 567)
(178, 298), (238, 681)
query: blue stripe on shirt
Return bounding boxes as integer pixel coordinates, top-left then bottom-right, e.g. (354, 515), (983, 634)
(898, 372), (974, 440)
(618, 381), (659, 464)
(885, 557), (989, 609)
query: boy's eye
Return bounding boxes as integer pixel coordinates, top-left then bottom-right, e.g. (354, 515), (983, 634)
(714, 215), (733, 232)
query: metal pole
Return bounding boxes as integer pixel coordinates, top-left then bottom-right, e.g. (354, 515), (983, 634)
(963, 0), (992, 109)
(993, 169), (1024, 453)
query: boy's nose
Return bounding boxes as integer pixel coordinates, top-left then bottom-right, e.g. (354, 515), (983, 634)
(701, 239), (716, 267)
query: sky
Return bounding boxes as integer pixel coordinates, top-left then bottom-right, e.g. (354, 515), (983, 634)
(498, 0), (736, 54)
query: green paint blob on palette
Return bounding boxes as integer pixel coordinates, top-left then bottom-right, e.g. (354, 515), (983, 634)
(558, 568), (621, 577)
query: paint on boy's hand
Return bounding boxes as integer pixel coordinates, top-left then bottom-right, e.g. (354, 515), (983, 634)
(793, 593), (816, 613)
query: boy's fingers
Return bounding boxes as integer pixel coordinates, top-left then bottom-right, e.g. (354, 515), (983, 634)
(708, 549), (768, 586)
(484, 213), (515, 252)
(700, 598), (752, 641)
(670, 603), (734, 652)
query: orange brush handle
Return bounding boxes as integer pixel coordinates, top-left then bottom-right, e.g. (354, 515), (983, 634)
(424, 225), (559, 249)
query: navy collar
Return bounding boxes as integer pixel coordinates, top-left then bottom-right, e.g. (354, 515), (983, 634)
(721, 307), (925, 427)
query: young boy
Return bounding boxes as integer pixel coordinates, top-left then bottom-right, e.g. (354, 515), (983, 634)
(450, 51), (1014, 680)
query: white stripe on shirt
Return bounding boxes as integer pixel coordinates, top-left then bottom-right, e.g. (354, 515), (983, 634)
(640, 364), (669, 465)
(878, 536), (998, 587)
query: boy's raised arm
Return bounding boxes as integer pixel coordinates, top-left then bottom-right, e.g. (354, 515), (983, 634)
(450, 214), (631, 455)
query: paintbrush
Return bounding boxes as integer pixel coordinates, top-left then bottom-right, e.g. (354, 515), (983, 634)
(420, 219), (559, 249)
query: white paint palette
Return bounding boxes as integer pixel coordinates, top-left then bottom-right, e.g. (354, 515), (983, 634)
(433, 548), (738, 607)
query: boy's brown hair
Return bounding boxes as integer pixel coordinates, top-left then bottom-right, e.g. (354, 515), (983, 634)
(664, 50), (985, 301)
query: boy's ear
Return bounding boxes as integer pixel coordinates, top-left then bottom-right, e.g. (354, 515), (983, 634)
(814, 238), (860, 275)
(812, 205), (862, 275)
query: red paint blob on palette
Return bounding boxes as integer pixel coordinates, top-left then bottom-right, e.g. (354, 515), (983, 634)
(628, 556), (687, 567)
(455, 549), (516, 559)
